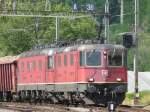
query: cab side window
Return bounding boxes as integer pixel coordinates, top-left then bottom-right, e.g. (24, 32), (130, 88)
(80, 51), (85, 66)
(48, 56), (54, 69)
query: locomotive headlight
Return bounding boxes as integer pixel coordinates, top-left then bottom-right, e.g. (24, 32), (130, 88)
(103, 51), (107, 59)
(116, 78), (122, 82)
(88, 78), (95, 82)
(103, 51), (107, 55)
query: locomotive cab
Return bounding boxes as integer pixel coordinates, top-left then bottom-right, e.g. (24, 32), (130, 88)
(78, 44), (127, 83)
(78, 44), (127, 105)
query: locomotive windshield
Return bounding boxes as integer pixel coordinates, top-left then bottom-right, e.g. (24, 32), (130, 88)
(108, 50), (123, 66)
(86, 51), (101, 66)
(80, 50), (101, 66)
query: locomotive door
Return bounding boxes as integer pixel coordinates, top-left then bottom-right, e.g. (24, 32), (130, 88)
(64, 52), (77, 91)
(54, 53), (65, 91)
(68, 52), (77, 88)
(46, 55), (55, 91)
(54, 52), (77, 91)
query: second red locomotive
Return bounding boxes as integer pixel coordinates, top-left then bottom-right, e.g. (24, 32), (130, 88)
(0, 40), (127, 105)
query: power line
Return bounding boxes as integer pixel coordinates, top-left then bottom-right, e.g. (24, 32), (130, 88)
(0, 20), (53, 34)
(0, 10), (93, 18)
(0, 9), (135, 16)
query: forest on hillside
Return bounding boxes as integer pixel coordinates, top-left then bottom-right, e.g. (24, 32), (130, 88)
(0, 0), (150, 71)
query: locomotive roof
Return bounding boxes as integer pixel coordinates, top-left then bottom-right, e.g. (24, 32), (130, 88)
(19, 44), (125, 58)
(77, 44), (125, 51)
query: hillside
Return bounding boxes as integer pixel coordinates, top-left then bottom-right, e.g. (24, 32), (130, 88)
(0, 0), (150, 71)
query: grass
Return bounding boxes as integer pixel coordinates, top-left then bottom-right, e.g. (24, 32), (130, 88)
(123, 91), (150, 105)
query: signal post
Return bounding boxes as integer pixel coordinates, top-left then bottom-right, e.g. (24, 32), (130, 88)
(133, 0), (140, 105)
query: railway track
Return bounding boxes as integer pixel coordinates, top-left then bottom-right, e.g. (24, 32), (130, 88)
(68, 104), (150, 112)
(0, 102), (74, 112)
(116, 105), (150, 112)
(0, 102), (150, 112)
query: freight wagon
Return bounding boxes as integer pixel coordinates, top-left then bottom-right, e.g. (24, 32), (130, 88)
(0, 56), (17, 101)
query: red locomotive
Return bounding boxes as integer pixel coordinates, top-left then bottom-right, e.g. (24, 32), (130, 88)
(0, 40), (127, 105)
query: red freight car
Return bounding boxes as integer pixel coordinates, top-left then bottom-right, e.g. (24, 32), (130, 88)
(0, 56), (17, 101)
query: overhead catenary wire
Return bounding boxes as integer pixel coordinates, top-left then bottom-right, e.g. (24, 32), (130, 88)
(0, 10), (133, 34)
(0, 16), (135, 38)
(0, 9), (135, 16)
(0, 1), (140, 42)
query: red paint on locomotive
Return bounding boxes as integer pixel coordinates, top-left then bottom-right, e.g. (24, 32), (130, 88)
(17, 44), (127, 89)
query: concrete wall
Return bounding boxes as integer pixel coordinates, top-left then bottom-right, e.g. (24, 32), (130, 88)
(128, 71), (150, 93)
